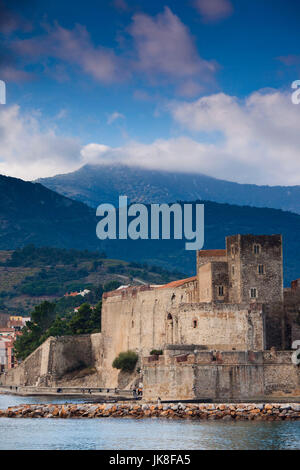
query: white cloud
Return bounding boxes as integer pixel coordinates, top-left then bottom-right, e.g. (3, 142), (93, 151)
(9, 9), (218, 95)
(13, 23), (126, 84)
(2, 89), (300, 186)
(0, 105), (82, 180)
(81, 143), (111, 164)
(129, 7), (217, 96)
(79, 89), (300, 186)
(170, 90), (300, 185)
(194, 0), (233, 22)
(107, 111), (125, 125)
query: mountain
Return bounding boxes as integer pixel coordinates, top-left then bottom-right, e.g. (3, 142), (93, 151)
(38, 164), (300, 214)
(0, 174), (100, 251)
(0, 174), (300, 285)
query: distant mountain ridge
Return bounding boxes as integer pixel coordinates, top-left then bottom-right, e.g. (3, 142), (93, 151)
(0, 174), (100, 251)
(37, 164), (300, 214)
(0, 173), (300, 285)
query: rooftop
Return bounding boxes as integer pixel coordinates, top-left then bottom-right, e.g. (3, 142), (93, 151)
(158, 276), (197, 289)
(198, 249), (226, 257)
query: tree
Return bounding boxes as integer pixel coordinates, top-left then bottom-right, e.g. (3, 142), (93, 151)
(89, 301), (102, 332)
(14, 301), (57, 360)
(104, 280), (122, 292)
(68, 303), (92, 335)
(45, 315), (69, 338)
(14, 299), (101, 360)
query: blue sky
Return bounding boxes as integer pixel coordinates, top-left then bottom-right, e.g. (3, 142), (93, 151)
(0, 0), (300, 184)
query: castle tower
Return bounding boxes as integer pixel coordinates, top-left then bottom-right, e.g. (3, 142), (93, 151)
(197, 234), (283, 305)
(196, 249), (228, 302)
(226, 234), (283, 304)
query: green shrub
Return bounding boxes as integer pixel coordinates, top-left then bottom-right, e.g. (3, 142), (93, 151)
(112, 351), (138, 372)
(150, 349), (163, 356)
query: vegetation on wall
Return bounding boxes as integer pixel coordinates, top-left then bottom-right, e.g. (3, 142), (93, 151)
(112, 351), (138, 372)
(150, 349), (163, 356)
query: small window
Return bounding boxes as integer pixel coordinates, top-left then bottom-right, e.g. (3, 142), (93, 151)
(218, 286), (224, 296)
(258, 264), (265, 275)
(131, 320), (134, 328)
(253, 244), (261, 255)
(193, 320), (197, 329)
(232, 265), (235, 276)
(231, 246), (235, 257)
(167, 313), (173, 320)
(250, 288), (257, 298)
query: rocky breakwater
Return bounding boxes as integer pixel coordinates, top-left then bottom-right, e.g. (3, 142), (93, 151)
(0, 403), (300, 420)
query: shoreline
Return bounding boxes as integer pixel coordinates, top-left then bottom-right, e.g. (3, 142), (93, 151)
(0, 402), (299, 420)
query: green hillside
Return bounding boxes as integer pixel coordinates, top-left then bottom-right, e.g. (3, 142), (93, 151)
(0, 246), (184, 316)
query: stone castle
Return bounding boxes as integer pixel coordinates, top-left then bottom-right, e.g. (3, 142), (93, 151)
(2, 234), (300, 400)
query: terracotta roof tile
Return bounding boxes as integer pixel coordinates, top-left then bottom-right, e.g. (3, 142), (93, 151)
(198, 249), (226, 257)
(158, 276), (197, 289)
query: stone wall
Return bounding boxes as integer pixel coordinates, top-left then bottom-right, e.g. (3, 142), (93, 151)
(101, 283), (265, 387)
(142, 350), (300, 401)
(0, 334), (100, 387)
(100, 285), (191, 387)
(170, 302), (265, 351)
(226, 234), (283, 304)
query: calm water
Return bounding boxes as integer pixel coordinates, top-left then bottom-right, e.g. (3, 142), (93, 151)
(0, 395), (299, 450)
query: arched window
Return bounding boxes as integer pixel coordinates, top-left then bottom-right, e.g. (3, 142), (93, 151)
(193, 320), (197, 329)
(167, 313), (173, 320)
(253, 244), (261, 255)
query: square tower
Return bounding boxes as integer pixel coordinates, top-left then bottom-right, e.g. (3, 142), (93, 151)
(226, 234), (283, 304)
(197, 250), (228, 302)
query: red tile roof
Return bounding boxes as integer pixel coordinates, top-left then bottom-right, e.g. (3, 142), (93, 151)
(198, 249), (226, 257)
(158, 276), (197, 289)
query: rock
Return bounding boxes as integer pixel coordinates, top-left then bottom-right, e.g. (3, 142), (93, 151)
(291, 404), (300, 412)
(222, 415), (233, 421)
(218, 404), (226, 410)
(250, 409), (261, 414)
(264, 404), (274, 410)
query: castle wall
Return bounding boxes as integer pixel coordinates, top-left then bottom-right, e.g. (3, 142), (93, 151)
(0, 334), (99, 387)
(174, 303), (265, 351)
(143, 351), (300, 401)
(197, 250), (227, 302)
(101, 286), (186, 387)
(100, 284), (265, 387)
(211, 262), (229, 302)
(198, 263), (212, 302)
